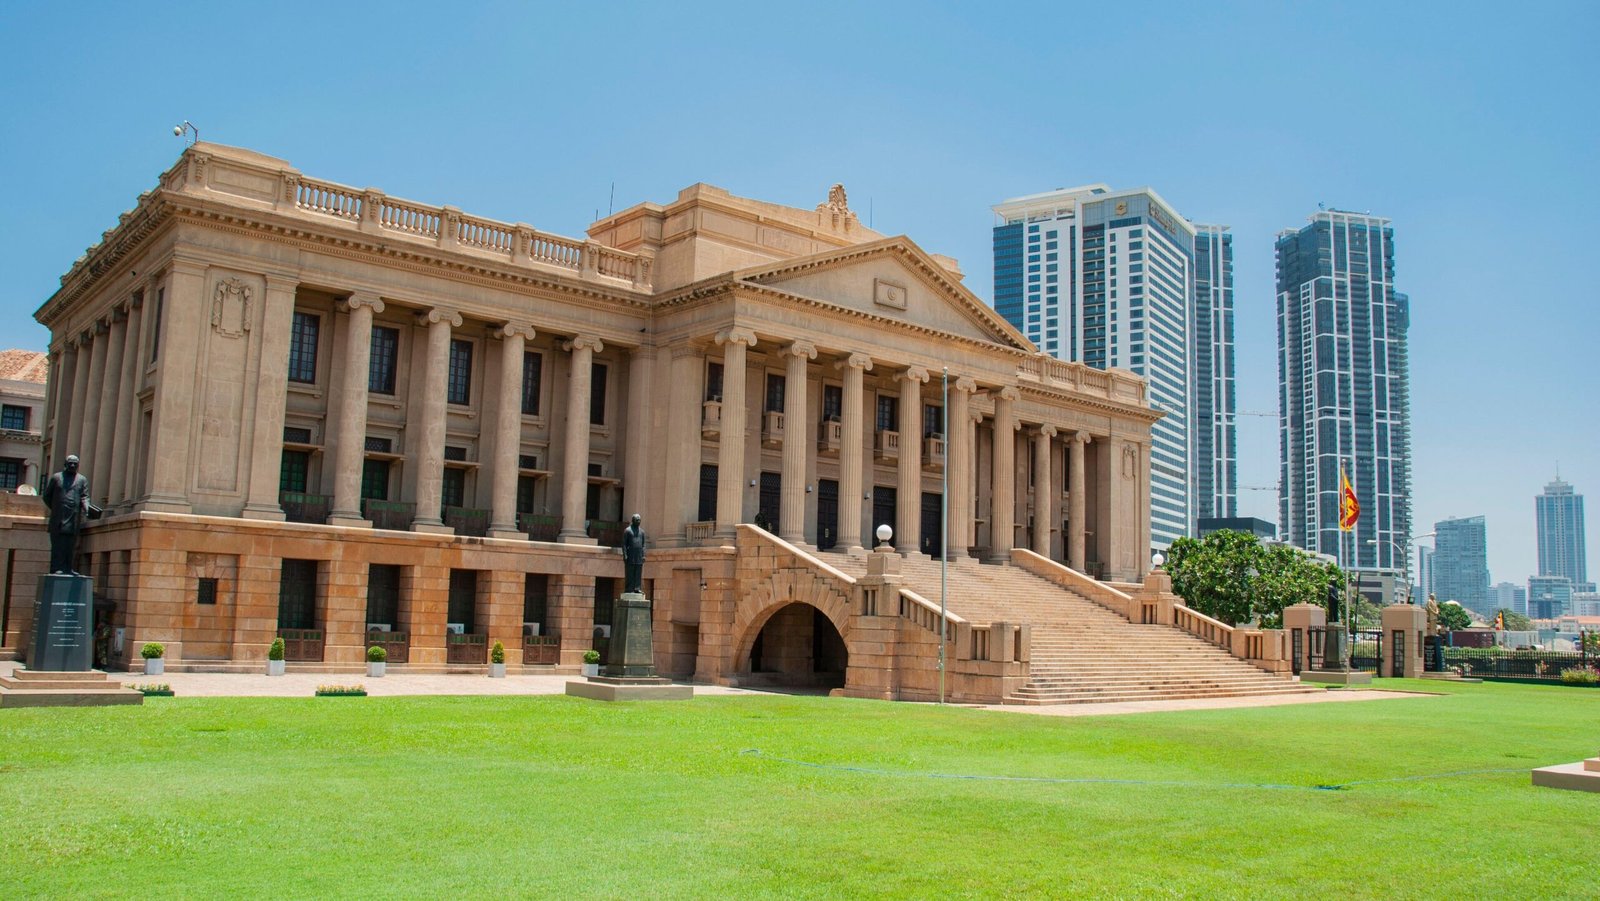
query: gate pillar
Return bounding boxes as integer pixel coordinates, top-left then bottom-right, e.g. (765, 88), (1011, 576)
(1282, 603), (1326, 675)
(1381, 603), (1426, 678)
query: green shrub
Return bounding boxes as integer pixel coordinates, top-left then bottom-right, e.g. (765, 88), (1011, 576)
(1559, 667), (1599, 685)
(139, 642), (165, 660)
(583, 649), (601, 664)
(268, 638), (286, 661)
(367, 645), (387, 663)
(490, 641), (506, 664)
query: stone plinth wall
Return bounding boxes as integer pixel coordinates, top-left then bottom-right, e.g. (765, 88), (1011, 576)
(76, 511), (634, 671)
(0, 515), (49, 659)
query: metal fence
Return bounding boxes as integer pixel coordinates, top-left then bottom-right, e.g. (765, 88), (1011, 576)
(1441, 646), (1595, 682)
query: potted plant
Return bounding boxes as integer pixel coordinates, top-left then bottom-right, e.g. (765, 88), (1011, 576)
(582, 649), (601, 677)
(267, 637), (286, 676)
(367, 644), (387, 678)
(489, 641), (507, 678)
(140, 642), (166, 676)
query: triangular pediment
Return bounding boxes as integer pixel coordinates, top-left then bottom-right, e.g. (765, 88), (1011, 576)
(732, 238), (1034, 350)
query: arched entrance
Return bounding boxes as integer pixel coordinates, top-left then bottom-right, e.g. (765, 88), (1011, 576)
(741, 602), (848, 690)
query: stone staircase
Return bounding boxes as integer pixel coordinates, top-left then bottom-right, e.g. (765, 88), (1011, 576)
(818, 551), (1319, 705)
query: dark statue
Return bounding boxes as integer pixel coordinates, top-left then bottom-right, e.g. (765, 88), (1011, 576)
(1325, 575), (1343, 624)
(42, 454), (91, 574)
(622, 513), (646, 594)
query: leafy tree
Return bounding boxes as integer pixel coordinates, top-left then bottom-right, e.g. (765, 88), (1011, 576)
(1495, 608), (1532, 631)
(1350, 597), (1384, 631)
(1436, 602), (1472, 631)
(1165, 531), (1344, 627)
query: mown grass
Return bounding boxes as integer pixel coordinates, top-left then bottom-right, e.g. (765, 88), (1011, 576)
(1, 679), (1596, 899)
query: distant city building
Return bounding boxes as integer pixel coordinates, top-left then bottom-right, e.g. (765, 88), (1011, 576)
(1197, 516), (1274, 539)
(1191, 225), (1236, 522)
(0, 349), (48, 492)
(1416, 545), (1434, 601)
(993, 185), (1233, 549)
(1276, 210), (1411, 575)
(1528, 576), (1574, 619)
(1490, 581), (1528, 616)
(1535, 476), (1587, 586)
(1572, 591), (1600, 618)
(1432, 516), (1489, 614)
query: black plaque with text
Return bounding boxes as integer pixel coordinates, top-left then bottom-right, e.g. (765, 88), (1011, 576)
(31, 574), (95, 671)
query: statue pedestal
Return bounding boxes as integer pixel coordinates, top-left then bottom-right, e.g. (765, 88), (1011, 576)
(565, 591), (694, 702)
(31, 574), (94, 672)
(1533, 756), (1600, 793)
(1301, 628), (1371, 685)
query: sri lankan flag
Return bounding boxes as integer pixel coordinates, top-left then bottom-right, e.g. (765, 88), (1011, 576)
(1338, 463), (1360, 532)
(1495, 611), (1505, 630)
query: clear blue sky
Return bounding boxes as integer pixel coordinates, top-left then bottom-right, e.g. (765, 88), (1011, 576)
(3, 1), (1595, 586)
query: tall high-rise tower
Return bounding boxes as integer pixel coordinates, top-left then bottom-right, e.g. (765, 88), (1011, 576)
(993, 185), (1225, 549)
(1433, 515), (1490, 614)
(1276, 210), (1411, 572)
(1192, 224), (1236, 520)
(1535, 476), (1586, 586)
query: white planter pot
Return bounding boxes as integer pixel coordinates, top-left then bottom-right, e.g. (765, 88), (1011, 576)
(581, 663), (599, 677)
(489, 662), (506, 678)
(143, 657), (165, 676)
(368, 661), (386, 678)
(267, 658), (286, 676)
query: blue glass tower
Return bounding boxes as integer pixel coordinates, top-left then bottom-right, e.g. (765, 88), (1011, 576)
(1276, 210), (1412, 573)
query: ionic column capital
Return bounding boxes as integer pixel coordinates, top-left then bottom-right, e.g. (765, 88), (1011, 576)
(715, 327), (757, 349)
(898, 366), (929, 385)
(997, 386), (1021, 403)
(496, 322), (537, 342)
(1073, 430), (1093, 446)
(340, 292), (386, 315)
(838, 352), (873, 372)
(417, 307), (462, 328)
(954, 375), (977, 394)
(564, 334), (604, 354)
(785, 340), (817, 360)
(1038, 424), (1058, 439)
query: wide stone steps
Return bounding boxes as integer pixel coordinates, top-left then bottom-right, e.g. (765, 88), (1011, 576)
(816, 550), (1317, 706)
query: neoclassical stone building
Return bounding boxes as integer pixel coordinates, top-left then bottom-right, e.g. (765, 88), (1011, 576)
(21, 143), (1176, 699)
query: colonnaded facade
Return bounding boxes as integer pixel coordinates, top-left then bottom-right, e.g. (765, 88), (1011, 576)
(15, 143), (1159, 698)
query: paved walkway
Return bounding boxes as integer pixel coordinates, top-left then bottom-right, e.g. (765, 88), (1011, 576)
(0, 660), (1435, 713)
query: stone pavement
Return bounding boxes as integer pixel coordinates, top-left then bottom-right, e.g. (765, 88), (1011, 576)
(0, 660), (1435, 713)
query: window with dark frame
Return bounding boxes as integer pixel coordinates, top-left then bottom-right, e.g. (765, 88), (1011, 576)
(822, 384), (843, 422)
(360, 459), (390, 501)
(589, 363), (608, 425)
(442, 468), (466, 509)
(0, 405), (29, 431)
(369, 326), (399, 395)
(876, 395), (898, 433)
(288, 312), (320, 383)
(197, 577), (218, 606)
(705, 362), (724, 401)
(279, 450), (310, 493)
(765, 373), (785, 413)
(277, 559), (318, 630)
(447, 339), (473, 405)
(0, 458), (22, 491)
(923, 403), (944, 438)
(521, 351), (542, 416)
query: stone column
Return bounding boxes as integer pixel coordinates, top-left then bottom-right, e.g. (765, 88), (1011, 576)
(714, 328), (756, 539)
(241, 274), (299, 520)
(989, 386), (1019, 562)
(947, 376), (975, 559)
(60, 332), (93, 466)
(489, 322), (536, 537)
(329, 294), (384, 524)
(91, 312), (127, 505)
(122, 279), (159, 504)
(80, 321), (109, 490)
(780, 340), (815, 544)
(1033, 425), (1056, 557)
(413, 308), (463, 532)
(42, 345), (67, 471)
(622, 343), (655, 523)
(837, 352), (873, 552)
(109, 293), (145, 505)
(558, 335), (603, 543)
(1069, 431), (1091, 571)
(895, 366), (928, 554)
(664, 346), (701, 544)
(145, 261), (205, 511)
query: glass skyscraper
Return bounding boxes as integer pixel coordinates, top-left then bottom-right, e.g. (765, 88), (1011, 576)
(1276, 210), (1411, 572)
(1192, 224), (1236, 520)
(1433, 515), (1490, 614)
(1535, 476), (1586, 586)
(992, 185), (1228, 549)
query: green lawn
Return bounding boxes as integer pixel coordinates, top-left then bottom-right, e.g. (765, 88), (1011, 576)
(1, 680), (1596, 899)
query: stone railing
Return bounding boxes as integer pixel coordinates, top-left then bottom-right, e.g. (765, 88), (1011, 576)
(1173, 604), (1233, 650)
(1010, 548), (1135, 618)
(1016, 355), (1147, 405)
(159, 148), (651, 291)
(896, 586), (964, 642)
